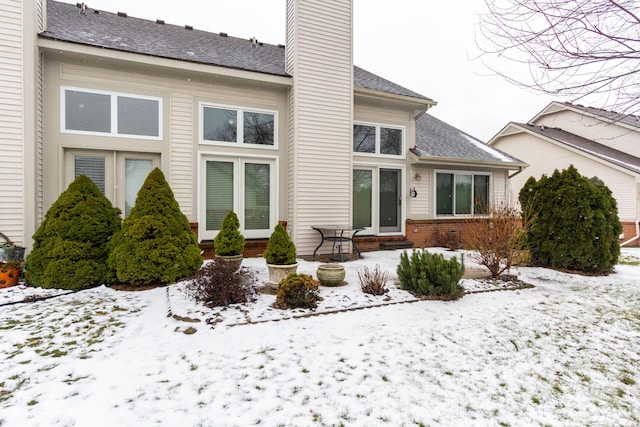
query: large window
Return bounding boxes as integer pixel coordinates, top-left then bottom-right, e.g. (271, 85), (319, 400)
(201, 156), (276, 239)
(62, 87), (161, 139)
(353, 123), (404, 156)
(201, 104), (276, 147)
(66, 150), (159, 216)
(353, 167), (403, 235)
(436, 172), (490, 216)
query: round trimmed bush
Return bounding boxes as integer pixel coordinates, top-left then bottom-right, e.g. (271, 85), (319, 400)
(25, 175), (122, 290)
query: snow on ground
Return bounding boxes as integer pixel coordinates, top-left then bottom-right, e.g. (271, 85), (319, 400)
(1, 248), (639, 426)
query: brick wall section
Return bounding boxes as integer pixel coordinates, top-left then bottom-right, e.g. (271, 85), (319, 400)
(622, 221), (639, 246)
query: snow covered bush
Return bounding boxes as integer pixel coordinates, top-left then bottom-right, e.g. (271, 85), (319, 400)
(519, 165), (621, 274)
(396, 249), (465, 300)
(107, 168), (203, 286)
(274, 273), (320, 309)
(187, 260), (256, 307)
(358, 264), (389, 295)
(25, 175), (121, 290)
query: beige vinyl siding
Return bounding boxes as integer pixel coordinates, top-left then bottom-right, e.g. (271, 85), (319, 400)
(170, 93), (194, 215)
(0, 0), (24, 243)
(494, 132), (638, 222)
(535, 110), (640, 158)
(409, 165), (431, 218)
(286, 0), (353, 254)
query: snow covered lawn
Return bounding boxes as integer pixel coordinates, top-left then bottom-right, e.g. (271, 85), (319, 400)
(1, 248), (639, 426)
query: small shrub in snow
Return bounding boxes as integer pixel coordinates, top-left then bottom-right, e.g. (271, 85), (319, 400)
(396, 249), (465, 299)
(187, 260), (257, 307)
(275, 273), (320, 309)
(358, 264), (389, 295)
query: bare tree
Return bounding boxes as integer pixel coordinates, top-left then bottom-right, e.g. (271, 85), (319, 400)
(478, 0), (640, 112)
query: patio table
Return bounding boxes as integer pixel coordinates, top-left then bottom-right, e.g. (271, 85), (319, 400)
(311, 225), (364, 261)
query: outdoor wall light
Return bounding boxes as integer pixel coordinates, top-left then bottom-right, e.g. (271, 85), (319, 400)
(413, 173), (421, 181)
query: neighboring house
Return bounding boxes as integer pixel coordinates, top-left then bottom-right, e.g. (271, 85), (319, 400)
(1, 0), (525, 256)
(489, 101), (640, 246)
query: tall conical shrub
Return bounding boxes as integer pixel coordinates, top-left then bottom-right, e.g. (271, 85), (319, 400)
(519, 165), (621, 273)
(25, 175), (121, 290)
(108, 168), (203, 286)
(264, 223), (297, 265)
(214, 211), (245, 256)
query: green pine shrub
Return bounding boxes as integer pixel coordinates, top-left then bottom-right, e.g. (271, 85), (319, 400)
(519, 165), (621, 274)
(25, 175), (121, 290)
(214, 211), (245, 256)
(264, 223), (297, 265)
(274, 273), (321, 309)
(107, 168), (203, 286)
(187, 260), (256, 307)
(396, 249), (465, 299)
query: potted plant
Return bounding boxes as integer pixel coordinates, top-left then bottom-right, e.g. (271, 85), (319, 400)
(263, 223), (298, 289)
(0, 233), (25, 288)
(214, 211), (245, 271)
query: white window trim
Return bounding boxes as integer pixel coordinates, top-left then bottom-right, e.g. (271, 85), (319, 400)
(60, 86), (163, 140)
(434, 169), (492, 217)
(198, 151), (279, 241)
(199, 102), (278, 150)
(353, 162), (406, 236)
(353, 121), (405, 159)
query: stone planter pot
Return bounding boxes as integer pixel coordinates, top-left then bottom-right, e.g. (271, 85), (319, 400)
(214, 254), (243, 271)
(316, 263), (346, 287)
(267, 263), (299, 290)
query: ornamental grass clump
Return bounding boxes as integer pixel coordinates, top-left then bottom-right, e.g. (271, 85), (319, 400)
(274, 273), (321, 309)
(358, 264), (389, 296)
(25, 175), (121, 290)
(108, 168), (203, 286)
(396, 249), (465, 300)
(214, 211), (245, 256)
(187, 260), (257, 308)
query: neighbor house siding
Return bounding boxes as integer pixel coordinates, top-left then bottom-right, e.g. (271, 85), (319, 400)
(0, 0), (25, 244)
(535, 110), (640, 158)
(493, 132), (638, 222)
(286, 0), (353, 255)
(170, 92), (194, 215)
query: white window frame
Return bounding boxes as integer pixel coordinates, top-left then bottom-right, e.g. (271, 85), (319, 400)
(64, 149), (161, 216)
(434, 170), (492, 217)
(353, 163), (406, 236)
(60, 86), (163, 140)
(353, 121), (405, 159)
(198, 152), (278, 240)
(199, 102), (278, 150)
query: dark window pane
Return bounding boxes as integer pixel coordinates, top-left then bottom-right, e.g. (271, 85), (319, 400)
(380, 127), (402, 155)
(474, 175), (490, 214)
(65, 90), (110, 133)
(243, 112), (274, 145)
(436, 173), (453, 215)
(206, 161), (234, 230)
(353, 169), (372, 228)
(118, 96), (160, 137)
(245, 163), (270, 229)
(455, 175), (472, 215)
(353, 125), (376, 153)
(203, 107), (237, 142)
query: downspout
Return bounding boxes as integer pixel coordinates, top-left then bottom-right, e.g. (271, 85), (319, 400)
(509, 166), (524, 179)
(620, 219), (640, 247)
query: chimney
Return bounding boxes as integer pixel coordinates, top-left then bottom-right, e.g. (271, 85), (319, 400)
(285, 0), (354, 255)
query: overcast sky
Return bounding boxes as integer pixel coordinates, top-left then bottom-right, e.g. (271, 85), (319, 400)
(57, 0), (553, 141)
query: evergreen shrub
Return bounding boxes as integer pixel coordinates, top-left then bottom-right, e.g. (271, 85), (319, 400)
(25, 175), (121, 290)
(264, 224), (297, 265)
(396, 249), (465, 299)
(519, 165), (621, 274)
(108, 168), (203, 286)
(187, 260), (256, 307)
(214, 211), (245, 256)
(275, 273), (320, 309)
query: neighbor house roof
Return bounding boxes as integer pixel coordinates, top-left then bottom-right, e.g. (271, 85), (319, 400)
(510, 123), (640, 175)
(534, 102), (640, 130)
(41, 0), (432, 103)
(411, 114), (526, 167)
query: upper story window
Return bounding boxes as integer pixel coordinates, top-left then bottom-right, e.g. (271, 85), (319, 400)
(201, 104), (276, 148)
(61, 87), (162, 139)
(436, 172), (490, 216)
(353, 123), (404, 156)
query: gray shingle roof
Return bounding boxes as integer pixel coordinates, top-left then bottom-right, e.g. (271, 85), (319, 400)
(412, 114), (525, 166)
(515, 123), (640, 175)
(562, 103), (640, 129)
(41, 0), (432, 102)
